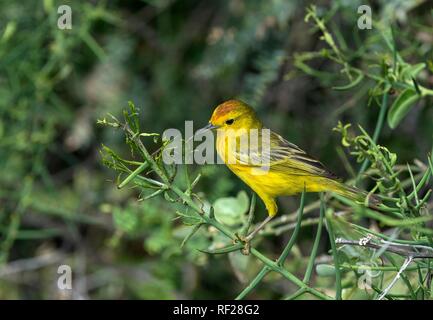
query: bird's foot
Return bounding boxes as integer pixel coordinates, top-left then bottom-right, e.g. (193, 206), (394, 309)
(241, 241), (251, 255)
(234, 232), (251, 255)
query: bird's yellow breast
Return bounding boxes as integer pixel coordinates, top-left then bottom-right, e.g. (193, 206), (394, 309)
(216, 131), (299, 198)
(216, 131), (339, 199)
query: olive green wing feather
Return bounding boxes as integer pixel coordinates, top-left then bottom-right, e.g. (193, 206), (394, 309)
(269, 132), (338, 179)
(233, 129), (338, 179)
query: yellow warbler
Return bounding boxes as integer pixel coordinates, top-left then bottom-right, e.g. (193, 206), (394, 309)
(202, 99), (377, 241)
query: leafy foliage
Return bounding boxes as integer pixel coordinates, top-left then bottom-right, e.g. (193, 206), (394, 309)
(1, 0), (433, 299)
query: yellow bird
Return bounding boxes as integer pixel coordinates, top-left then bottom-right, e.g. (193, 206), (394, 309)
(202, 99), (377, 241)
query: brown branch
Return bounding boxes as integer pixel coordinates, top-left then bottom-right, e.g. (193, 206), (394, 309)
(335, 237), (433, 259)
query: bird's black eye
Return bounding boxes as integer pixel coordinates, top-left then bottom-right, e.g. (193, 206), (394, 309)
(225, 119), (234, 125)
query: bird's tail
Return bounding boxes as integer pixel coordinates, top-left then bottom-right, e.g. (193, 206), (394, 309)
(332, 182), (381, 208)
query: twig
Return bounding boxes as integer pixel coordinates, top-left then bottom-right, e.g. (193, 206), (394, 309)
(236, 191), (307, 299)
(335, 238), (433, 259)
(378, 256), (413, 300)
(0, 252), (65, 277)
(250, 248), (332, 300)
(325, 204), (342, 300)
(303, 199), (325, 283)
(356, 90), (389, 184)
(240, 193), (256, 237)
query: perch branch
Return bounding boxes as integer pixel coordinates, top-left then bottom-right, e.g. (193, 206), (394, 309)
(335, 237), (433, 259)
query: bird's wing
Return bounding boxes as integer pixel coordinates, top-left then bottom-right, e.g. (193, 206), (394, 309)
(233, 130), (338, 179)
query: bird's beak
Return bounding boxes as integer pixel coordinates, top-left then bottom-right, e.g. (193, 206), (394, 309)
(197, 123), (218, 134)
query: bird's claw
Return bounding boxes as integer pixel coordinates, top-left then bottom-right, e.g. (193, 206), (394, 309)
(234, 232), (251, 255)
(241, 241), (251, 255)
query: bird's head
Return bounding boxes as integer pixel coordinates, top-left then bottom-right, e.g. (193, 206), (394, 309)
(202, 99), (262, 132)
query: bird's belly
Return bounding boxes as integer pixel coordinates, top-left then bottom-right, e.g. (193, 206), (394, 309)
(229, 165), (333, 197)
(216, 135), (335, 198)
(228, 165), (291, 197)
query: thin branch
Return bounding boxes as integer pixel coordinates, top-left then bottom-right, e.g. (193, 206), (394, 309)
(356, 90), (388, 184)
(325, 204), (342, 300)
(240, 193), (256, 237)
(0, 252), (65, 277)
(335, 237), (433, 259)
(236, 191), (306, 299)
(378, 256), (413, 300)
(250, 248), (332, 300)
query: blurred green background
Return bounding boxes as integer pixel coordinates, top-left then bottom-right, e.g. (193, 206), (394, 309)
(1, 0), (432, 299)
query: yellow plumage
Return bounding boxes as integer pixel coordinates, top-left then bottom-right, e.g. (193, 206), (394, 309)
(207, 99), (371, 222)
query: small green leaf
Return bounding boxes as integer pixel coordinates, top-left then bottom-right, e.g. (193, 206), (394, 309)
(387, 89), (420, 129)
(176, 210), (202, 226)
(118, 161), (149, 189)
(400, 63), (425, 80)
(1, 21), (17, 43)
(316, 264), (336, 277)
(181, 223), (203, 248)
(198, 243), (244, 254)
(412, 77), (421, 96)
(213, 191), (249, 226)
(113, 207), (138, 233)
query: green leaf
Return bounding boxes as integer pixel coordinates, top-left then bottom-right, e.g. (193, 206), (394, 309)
(180, 223), (202, 248)
(315, 264), (336, 277)
(412, 77), (421, 96)
(213, 191), (249, 226)
(400, 63), (425, 80)
(198, 243), (244, 254)
(176, 210), (202, 226)
(387, 89), (420, 129)
(118, 161), (149, 189)
(113, 207), (138, 233)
